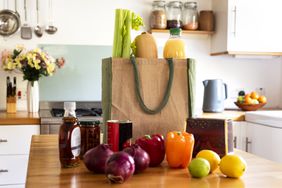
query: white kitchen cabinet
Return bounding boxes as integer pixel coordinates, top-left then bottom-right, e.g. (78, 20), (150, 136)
(0, 125), (40, 187)
(232, 121), (247, 151)
(0, 155), (29, 186)
(0, 125), (40, 155)
(245, 122), (282, 163)
(211, 0), (282, 55)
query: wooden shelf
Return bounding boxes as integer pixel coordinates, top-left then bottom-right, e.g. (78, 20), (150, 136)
(210, 51), (282, 56)
(150, 29), (214, 35)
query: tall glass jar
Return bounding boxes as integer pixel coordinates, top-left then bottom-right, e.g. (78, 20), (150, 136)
(150, 1), (167, 29)
(166, 1), (183, 29)
(182, 2), (199, 30)
(79, 120), (100, 158)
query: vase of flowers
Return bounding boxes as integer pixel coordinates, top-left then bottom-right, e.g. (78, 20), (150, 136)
(27, 80), (39, 112)
(1, 46), (64, 112)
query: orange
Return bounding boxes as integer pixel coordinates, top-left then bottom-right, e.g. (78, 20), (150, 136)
(250, 91), (259, 99)
(245, 96), (252, 104)
(245, 93), (251, 98)
(258, 95), (267, 103)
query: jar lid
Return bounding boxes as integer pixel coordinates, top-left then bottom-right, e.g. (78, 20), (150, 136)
(184, 2), (197, 8)
(152, 0), (166, 6)
(167, 1), (183, 8)
(170, 28), (182, 35)
(79, 120), (100, 127)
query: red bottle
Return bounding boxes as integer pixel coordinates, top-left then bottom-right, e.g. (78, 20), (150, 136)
(59, 102), (81, 168)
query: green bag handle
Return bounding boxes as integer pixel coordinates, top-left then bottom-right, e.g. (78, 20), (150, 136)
(130, 57), (174, 115)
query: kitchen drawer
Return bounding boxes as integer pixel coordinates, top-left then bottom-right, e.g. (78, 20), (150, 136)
(0, 125), (40, 155)
(0, 155), (28, 186)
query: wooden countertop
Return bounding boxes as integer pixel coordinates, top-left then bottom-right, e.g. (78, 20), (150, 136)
(0, 109), (244, 125)
(0, 111), (40, 125)
(26, 135), (282, 188)
(199, 110), (245, 121)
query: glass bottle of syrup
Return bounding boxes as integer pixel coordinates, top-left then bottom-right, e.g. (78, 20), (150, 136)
(59, 102), (81, 168)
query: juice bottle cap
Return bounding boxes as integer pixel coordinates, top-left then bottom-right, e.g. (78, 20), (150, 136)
(170, 28), (181, 36)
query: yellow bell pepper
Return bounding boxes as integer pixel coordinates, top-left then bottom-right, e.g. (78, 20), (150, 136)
(166, 131), (194, 168)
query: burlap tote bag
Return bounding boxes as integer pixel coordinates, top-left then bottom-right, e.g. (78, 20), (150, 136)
(102, 57), (196, 140)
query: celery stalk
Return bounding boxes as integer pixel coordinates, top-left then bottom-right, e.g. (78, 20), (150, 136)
(122, 10), (132, 58)
(112, 9), (144, 58)
(112, 9), (124, 57)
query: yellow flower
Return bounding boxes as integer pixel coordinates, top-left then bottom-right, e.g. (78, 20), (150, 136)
(15, 58), (22, 68)
(15, 45), (24, 52)
(26, 53), (35, 68)
(34, 59), (41, 70)
(4, 58), (15, 70)
(47, 63), (55, 75)
(33, 48), (41, 54)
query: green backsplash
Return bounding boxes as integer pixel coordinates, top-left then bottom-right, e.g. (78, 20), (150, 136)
(39, 44), (112, 101)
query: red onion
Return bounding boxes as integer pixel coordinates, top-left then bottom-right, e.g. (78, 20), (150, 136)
(105, 151), (135, 184)
(123, 144), (150, 173)
(83, 144), (113, 173)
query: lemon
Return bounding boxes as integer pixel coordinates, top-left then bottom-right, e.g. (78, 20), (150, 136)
(196, 150), (221, 173)
(219, 154), (247, 178)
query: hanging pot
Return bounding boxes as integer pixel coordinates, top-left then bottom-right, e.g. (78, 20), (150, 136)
(0, 0), (21, 36)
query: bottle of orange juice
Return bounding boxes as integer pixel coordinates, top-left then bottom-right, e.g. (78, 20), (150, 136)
(163, 28), (186, 59)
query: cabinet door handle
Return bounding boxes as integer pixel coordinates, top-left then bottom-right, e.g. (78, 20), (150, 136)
(0, 169), (8, 173)
(0, 139), (8, 143)
(233, 136), (237, 148)
(245, 137), (252, 152)
(232, 6), (237, 36)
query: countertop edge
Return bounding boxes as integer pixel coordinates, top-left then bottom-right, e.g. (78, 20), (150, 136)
(0, 111), (40, 125)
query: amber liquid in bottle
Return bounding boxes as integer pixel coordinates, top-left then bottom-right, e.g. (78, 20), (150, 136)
(59, 102), (81, 168)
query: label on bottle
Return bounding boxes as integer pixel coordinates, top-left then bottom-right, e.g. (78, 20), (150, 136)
(71, 127), (81, 157)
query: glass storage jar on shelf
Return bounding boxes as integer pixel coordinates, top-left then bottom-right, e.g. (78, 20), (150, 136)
(182, 2), (199, 30)
(166, 1), (183, 29)
(150, 1), (167, 29)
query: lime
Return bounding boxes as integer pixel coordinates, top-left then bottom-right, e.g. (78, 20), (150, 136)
(196, 150), (221, 173)
(188, 158), (210, 178)
(220, 154), (247, 178)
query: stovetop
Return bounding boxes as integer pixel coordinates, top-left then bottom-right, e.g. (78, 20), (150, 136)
(51, 108), (102, 117)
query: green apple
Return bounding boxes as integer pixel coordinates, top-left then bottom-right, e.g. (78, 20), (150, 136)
(237, 96), (244, 103)
(188, 158), (210, 178)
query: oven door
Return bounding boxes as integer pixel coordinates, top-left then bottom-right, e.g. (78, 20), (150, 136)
(40, 117), (62, 134)
(40, 123), (61, 134)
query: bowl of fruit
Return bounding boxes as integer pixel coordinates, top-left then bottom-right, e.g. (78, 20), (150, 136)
(235, 91), (267, 111)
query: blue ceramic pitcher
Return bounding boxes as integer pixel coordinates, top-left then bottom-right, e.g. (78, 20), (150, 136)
(202, 79), (228, 113)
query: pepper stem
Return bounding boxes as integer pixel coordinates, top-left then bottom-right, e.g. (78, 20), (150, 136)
(144, 135), (151, 139)
(177, 131), (182, 136)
